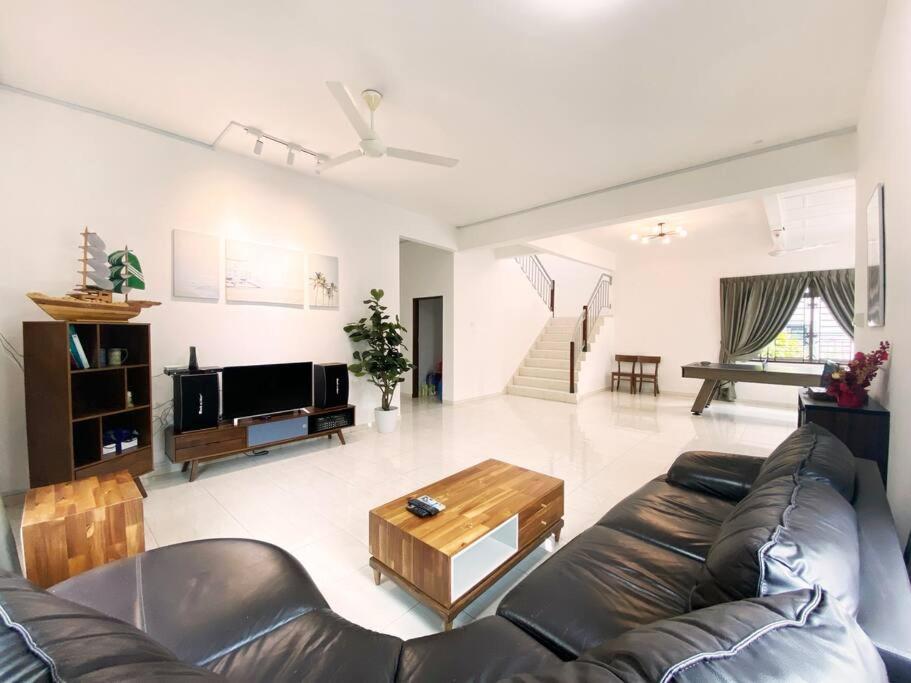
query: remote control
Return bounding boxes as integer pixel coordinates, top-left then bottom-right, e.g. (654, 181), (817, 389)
(407, 498), (439, 517)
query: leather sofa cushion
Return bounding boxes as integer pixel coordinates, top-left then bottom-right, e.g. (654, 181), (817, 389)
(665, 451), (764, 502)
(396, 615), (559, 682)
(497, 525), (702, 659)
(0, 572), (218, 681)
(596, 476), (734, 561)
(503, 588), (886, 682)
(690, 477), (860, 616)
(205, 608), (401, 682)
(50, 539), (330, 666)
(752, 423), (855, 500)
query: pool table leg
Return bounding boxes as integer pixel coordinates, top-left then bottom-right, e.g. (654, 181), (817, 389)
(691, 380), (718, 415)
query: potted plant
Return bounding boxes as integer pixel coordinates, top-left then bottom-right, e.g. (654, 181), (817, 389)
(344, 289), (414, 433)
(826, 341), (890, 408)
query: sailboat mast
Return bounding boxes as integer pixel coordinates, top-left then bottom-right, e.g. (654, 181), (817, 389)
(80, 226), (89, 291)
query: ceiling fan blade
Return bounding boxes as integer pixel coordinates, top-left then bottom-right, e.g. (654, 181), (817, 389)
(316, 149), (364, 174)
(326, 81), (373, 141)
(386, 147), (459, 167)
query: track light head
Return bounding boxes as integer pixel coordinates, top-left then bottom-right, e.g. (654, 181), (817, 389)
(245, 127), (265, 155)
(287, 147), (295, 165)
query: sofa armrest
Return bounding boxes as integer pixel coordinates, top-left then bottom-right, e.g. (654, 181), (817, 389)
(50, 539), (329, 666)
(666, 451), (764, 502)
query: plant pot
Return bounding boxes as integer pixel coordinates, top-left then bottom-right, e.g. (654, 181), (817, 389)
(374, 407), (399, 433)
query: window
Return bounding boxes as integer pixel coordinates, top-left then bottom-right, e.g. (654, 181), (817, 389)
(756, 288), (853, 363)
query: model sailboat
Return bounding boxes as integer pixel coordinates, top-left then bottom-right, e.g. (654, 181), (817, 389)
(27, 228), (160, 321)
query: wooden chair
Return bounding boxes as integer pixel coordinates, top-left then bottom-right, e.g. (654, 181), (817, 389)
(611, 355), (639, 394)
(637, 355), (661, 396)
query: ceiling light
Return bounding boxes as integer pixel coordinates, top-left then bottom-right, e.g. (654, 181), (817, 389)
(253, 137), (263, 155)
(630, 222), (687, 245)
(286, 146), (296, 166)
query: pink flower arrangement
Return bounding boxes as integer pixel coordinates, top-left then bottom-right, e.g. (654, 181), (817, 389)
(826, 341), (890, 408)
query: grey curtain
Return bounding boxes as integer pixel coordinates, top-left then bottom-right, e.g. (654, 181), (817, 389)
(716, 272), (811, 401)
(812, 269), (855, 338)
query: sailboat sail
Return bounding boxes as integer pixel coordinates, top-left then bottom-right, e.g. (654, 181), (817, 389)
(77, 230), (114, 291)
(108, 247), (146, 294)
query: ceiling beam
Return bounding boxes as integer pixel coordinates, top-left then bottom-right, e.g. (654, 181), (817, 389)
(456, 128), (857, 250)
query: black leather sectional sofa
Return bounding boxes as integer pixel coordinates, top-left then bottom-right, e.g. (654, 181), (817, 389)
(1, 423), (909, 681)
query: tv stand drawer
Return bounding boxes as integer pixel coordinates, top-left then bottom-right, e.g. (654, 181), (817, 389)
(248, 417), (309, 447)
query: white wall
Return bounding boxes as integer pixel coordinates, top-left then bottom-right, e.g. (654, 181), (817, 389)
(0, 90), (455, 493)
(614, 204), (853, 405)
(853, 0), (911, 538)
(536, 254), (611, 318)
(577, 317), (616, 396)
(451, 249), (551, 401)
(399, 241), (453, 401)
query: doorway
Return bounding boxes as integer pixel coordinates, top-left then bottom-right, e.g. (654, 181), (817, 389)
(412, 296), (443, 399)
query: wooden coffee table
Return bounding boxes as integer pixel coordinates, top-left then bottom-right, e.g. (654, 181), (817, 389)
(368, 459), (563, 630)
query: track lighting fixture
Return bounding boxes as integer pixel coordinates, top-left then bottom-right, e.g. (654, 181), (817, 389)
(230, 123), (322, 168)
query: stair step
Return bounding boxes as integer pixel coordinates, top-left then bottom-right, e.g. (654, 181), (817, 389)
(519, 366), (569, 380)
(536, 341), (570, 351)
(525, 357), (581, 370)
(540, 333), (573, 343)
(513, 375), (571, 391)
(529, 349), (570, 360)
(507, 384), (577, 404)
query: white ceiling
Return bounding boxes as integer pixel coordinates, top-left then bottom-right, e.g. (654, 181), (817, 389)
(575, 198), (772, 252)
(574, 180), (856, 256)
(766, 180), (855, 252)
(0, 1), (884, 227)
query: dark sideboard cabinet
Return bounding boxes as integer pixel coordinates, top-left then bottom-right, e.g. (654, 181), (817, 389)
(798, 392), (890, 485)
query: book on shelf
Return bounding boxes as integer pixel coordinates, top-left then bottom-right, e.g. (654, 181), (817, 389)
(67, 326), (90, 369)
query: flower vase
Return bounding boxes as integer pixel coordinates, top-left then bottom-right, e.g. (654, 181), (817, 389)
(835, 388), (866, 409)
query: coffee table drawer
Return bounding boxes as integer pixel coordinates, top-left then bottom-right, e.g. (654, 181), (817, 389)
(519, 489), (563, 547)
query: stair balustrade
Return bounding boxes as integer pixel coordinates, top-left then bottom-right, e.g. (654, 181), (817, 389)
(515, 255), (555, 314)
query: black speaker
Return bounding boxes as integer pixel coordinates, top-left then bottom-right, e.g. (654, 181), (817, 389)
(314, 363), (349, 408)
(173, 372), (220, 433)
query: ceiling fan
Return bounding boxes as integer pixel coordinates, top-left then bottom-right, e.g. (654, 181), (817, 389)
(317, 81), (459, 173)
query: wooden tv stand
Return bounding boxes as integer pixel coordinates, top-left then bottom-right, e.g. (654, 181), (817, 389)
(165, 405), (354, 481)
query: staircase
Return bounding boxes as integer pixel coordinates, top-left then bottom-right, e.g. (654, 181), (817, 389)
(507, 317), (606, 403)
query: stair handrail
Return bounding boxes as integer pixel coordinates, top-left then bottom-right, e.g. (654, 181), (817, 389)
(515, 255), (555, 314)
(569, 273), (613, 394)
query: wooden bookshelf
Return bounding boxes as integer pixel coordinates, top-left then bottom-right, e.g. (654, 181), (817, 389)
(23, 321), (153, 489)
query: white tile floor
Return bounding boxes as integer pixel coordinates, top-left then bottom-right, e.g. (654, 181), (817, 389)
(6, 392), (799, 639)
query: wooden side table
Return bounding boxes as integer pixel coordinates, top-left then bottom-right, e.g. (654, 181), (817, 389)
(21, 470), (144, 588)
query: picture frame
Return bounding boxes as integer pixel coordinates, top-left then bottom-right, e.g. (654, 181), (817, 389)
(866, 183), (885, 327)
(225, 239), (307, 307)
(172, 229), (220, 301)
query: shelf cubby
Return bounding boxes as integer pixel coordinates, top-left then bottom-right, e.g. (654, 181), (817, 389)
(71, 370), (126, 420)
(69, 323), (99, 368)
(99, 324), (150, 366)
(126, 365), (151, 408)
(72, 419), (102, 469)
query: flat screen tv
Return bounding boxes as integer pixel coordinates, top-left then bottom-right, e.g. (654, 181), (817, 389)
(221, 362), (313, 420)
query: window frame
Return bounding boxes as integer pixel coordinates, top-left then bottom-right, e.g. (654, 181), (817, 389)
(752, 287), (853, 364)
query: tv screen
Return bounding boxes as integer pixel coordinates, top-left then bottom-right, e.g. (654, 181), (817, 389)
(221, 362), (313, 420)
